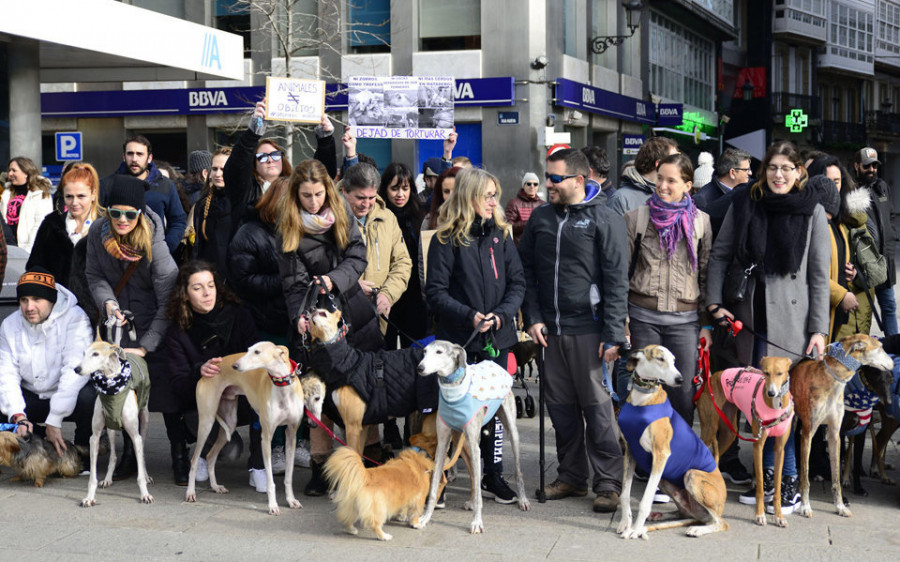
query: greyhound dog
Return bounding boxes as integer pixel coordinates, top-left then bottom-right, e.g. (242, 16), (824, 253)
(75, 341), (152, 506)
(413, 340), (530, 534)
(696, 356), (794, 527)
(184, 342), (326, 515)
(618, 345), (728, 539)
(789, 334), (893, 518)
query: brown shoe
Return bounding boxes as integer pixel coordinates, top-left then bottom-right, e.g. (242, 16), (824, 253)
(535, 479), (588, 500)
(593, 490), (620, 513)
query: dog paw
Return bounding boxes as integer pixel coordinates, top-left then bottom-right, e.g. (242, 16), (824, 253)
(288, 498), (302, 509)
(836, 504), (852, 518)
(346, 526), (359, 536)
(616, 519), (632, 535)
(775, 516), (788, 528)
(621, 527), (648, 540)
(185, 493), (197, 503)
(755, 514), (767, 526)
(797, 504), (813, 518)
(99, 480), (112, 489)
(377, 532), (393, 541)
(881, 476), (896, 486)
(463, 500), (474, 511)
(519, 499), (531, 511)
(81, 498), (95, 507)
(647, 511), (664, 521)
(141, 494), (153, 504)
(469, 522), (484, 534)
(213, 485), (228, 494)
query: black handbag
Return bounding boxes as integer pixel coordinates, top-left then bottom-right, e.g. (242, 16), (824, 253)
(723, 261), (757, 304)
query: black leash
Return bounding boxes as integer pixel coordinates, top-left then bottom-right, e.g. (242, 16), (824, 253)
(714, 315), (815, 360)
(368, 288), (427, 350)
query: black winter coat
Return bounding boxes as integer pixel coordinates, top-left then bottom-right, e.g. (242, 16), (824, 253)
(191, 188), (237, 282)
(385, 204), (428, 346)
(164, 304), (258, 413)
(425, 219), (525, 354)
(228, 217), (290, 337)
(27, 211), (75, 286)
(860, 176), (897, 287)
(277, 211), (382, 354)
(309, 338), (434, 425)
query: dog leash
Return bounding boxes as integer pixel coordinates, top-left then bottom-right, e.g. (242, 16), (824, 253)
(303, 409), (383, 466)
(693, 338), (710, 404)
(714, 315), (814, 360)
(368, 288), (426, 350)
(704, 367), (760, 443)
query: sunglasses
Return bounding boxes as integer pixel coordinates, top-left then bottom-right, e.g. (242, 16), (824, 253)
(108, 208), (142, 221)
(525, 182), (539, 186)
(255, 150), (283, 163)
(862, 162), (879, 170)
(545, 172), (579, 184)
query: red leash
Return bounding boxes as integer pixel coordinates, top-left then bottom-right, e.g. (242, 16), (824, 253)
(692, 338), (710, 404)
(303, 409), (384, 466)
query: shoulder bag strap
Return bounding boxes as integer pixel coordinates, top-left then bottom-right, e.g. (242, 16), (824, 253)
(114, 259), (142, 298)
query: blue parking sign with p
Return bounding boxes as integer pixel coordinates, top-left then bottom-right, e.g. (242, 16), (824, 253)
(55, 132), (83, 161)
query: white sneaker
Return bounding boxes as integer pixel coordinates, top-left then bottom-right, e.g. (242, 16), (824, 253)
(196, 458), (209, 482)
(271, 446), (286, 475)
(248, 468), (267, 493)
(294, 441), (311, 468)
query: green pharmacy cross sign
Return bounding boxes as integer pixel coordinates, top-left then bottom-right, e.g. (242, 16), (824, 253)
(786, 109), (808, 132)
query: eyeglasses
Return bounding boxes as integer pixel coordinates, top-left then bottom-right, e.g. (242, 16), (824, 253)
(862, 162), (879, 170)
(255, 150), (283, 163)
(545, 172), (579, 184)
(483, 193), (498, 202)
(525, 182), (539, 186)
(765, 165), (796, 175)
(733, 167), (752, 175)
(108, 208), (142, 221)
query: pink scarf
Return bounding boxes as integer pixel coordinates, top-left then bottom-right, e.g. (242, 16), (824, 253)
(647, 193), (698, 270)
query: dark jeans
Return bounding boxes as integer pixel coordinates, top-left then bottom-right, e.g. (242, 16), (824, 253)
(875, 285), (899, 335)
(18, 384), (97, 447)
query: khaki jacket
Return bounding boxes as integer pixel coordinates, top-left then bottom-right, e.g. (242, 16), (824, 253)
(359, 197), (412, 332)
(625, 205), (712, 320)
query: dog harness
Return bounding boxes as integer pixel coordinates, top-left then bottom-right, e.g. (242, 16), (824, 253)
(619, 399), (717, 488)
(719, 368), (794, 438)
(438, 362), (512, 432)
(844, 373), (878, 437)
(89, 353), (151, 431)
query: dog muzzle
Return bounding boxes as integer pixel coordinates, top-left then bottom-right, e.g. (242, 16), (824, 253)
(90, 362), (132, 395)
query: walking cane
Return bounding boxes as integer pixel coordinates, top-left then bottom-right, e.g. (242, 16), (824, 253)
(538, 327), (548, 503)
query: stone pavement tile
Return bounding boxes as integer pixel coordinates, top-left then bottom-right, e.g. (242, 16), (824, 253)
(759, 543), (900, 562)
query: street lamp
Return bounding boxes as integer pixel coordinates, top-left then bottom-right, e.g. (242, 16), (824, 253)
(591, 1), (644, 55)
(741, 79), (755, 101)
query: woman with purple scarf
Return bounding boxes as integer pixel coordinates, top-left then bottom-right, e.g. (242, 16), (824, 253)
(624, 153), (712, 425)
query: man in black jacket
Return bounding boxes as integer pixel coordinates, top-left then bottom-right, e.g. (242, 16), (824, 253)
(520, 149), (627, 514)
(854, 147), (898, 335)
(693, 148), (752, 237)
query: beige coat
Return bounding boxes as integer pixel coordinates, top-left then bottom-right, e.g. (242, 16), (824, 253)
(1, 187), (54, 253)
(358, 197), (412, 333)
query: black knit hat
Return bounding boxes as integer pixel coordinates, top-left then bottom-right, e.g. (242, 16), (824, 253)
(188, 150), (213, 174)
(107, 175), (146, 211)
(808, 175), (840, 217)
(17, 267), (58, 304)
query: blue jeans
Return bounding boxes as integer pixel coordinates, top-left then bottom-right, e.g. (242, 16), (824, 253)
(762, 424), (797, 477)
(875, 285), (899, 335)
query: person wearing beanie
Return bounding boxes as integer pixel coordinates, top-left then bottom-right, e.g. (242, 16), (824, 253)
(505, 172), (547, 245)
(85, 171), (178, 480)
(99, 135), (187, 252)
(693, 152), (714, 189)
(0, 267), (94, 463)
(184, 150), (213, 205)
(190, 147), (236, 281)
(188, 150), (213, 176)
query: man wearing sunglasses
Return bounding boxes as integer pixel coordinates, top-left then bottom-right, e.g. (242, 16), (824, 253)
(519, 148), (628, 514)
(853, 147), (898, 335)
(100, 135), (186, 253)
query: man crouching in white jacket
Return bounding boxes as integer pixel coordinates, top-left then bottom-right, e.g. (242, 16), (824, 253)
(0, 268), (94, 462)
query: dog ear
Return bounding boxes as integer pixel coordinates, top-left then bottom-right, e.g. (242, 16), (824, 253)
(850, 339), (869, 353)
(455, 344), (467, 368)
(625, 351), (643, 372)
(114, 345), (127, 362)
(335, 309), (342, 321)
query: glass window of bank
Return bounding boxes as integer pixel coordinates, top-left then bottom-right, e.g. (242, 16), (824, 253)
(349, 0), (391, 53)
(420, 0), (481, 50)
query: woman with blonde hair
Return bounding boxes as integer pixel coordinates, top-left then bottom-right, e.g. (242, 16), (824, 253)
(85, 174), (178, 480)
(3, 156), (54, 251)
(28, 163), (103, 287)
(425, 166), (526, 504)
(276, 159), (380, 496)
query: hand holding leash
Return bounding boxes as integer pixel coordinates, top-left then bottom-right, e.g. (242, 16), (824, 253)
(12, 415), (32, 437)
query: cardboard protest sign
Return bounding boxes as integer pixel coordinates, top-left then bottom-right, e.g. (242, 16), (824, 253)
(349, 76), (454, 140)
(265, 77), (326, 123)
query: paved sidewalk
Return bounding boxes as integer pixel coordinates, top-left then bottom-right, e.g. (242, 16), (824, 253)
(3, 383), (900, 562)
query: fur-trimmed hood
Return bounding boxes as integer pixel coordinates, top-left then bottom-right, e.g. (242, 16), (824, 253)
(843, 187), (872, 228)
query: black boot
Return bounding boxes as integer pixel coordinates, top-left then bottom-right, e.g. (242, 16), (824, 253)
(304, 456), (329, 496)
(171, 441), (190, 486)
(113, 434), (138, 481)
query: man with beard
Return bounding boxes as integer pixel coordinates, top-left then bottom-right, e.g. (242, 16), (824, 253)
(100, 135), (186, 252)
(853, 147), (898, 335)
(519, 148), (627, 514)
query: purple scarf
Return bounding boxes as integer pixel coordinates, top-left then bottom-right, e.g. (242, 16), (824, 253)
(647, 193), (698, 270)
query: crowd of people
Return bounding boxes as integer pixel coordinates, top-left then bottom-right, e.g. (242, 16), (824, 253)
(1, 98), (897, 518)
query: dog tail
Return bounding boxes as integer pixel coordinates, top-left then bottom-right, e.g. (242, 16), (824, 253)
(323, 446), (367, 503)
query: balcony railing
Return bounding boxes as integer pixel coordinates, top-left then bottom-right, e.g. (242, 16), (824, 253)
(821, 120), (867, 145)
(866, 110), (900, 135)
(771, 92), (819, 118)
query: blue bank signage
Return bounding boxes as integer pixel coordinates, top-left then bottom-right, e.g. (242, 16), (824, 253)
(656, 104), (684, 127)
(554, 78), (655, 125)
(622, 134), (645, 156)
(55, 132), (82, 161)
(40, 78), (516, 119)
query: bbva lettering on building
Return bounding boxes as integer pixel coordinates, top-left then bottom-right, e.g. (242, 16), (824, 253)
(189, 91), (229, 107)
(659, 108), (681, 116)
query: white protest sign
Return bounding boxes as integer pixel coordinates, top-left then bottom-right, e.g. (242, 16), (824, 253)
(265, 77), (326, 124)
(348, 76), (454, 140)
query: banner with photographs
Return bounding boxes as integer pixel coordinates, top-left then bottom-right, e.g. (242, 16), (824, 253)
(348, 76), (454, 140)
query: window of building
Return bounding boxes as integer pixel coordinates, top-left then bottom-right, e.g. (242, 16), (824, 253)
(649, 11), (715, 111)
(215, 0), (251, 56)
(348, 0), (391, 54)
(419, 0), (481, 51)
(829, 0), (874, 63)
(878, 0), (900, 55)
(564, 0), (579, 57)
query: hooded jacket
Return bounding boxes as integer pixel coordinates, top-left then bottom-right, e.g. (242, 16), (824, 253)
(1, 187), (54, 253)
(504, 188), (547, 244)
(100, 162), (187, 252)
(0, 284), (93, 427)
(858, 175), (897, 287)
(85, 208), (179, 353)
(608, 167), (656, 216)
(520, 182), (627, 341)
